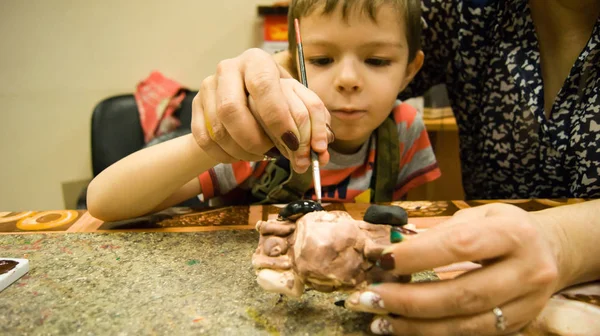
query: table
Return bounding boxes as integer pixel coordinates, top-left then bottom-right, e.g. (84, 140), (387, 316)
(0, 199), (596, 335)
(423, 115), (457, 132)
(408, 113), (464, 201)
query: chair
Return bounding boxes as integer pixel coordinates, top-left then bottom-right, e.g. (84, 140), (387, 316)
(77, 90), (201, 209)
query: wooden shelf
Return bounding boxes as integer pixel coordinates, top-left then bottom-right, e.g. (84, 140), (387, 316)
(424, 116), (457, 131)
(423, 107), (457, 131)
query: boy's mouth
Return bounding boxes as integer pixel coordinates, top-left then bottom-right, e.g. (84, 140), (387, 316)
(330, 108), (368, 120)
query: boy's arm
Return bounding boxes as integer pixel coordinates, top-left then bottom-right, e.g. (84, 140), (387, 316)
(87, 134), (217, 222)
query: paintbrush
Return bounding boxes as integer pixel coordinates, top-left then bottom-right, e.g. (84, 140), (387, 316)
(294, 18), (322, 204)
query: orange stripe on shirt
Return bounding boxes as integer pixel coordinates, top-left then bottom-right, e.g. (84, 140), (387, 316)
(393, 103), (417, 128)
(231, 161), (254, 184)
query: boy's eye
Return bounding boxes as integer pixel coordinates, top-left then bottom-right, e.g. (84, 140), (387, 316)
(308, 57), (333, 66)
(365, 58), (391, 66)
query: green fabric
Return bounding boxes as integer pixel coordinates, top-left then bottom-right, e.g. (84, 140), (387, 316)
(250, 116), (399, 203)
(372, 116), (400, 202)
(250, 160), (313, 204)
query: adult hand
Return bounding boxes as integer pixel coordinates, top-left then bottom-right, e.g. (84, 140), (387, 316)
(191, 48), (333, 172)
(345, 203), (565, 335)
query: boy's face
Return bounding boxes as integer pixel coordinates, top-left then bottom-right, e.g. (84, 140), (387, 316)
(299, 3), (423, 153)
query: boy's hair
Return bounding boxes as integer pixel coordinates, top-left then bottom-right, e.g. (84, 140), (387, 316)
(287, 0), (422, 67)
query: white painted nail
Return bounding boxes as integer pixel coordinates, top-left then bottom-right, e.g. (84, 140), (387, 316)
(371, 317), (393, 335)
(360, 291), (385, 310)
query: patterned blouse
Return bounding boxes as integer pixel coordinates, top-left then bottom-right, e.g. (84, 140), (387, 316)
(401, 0), (600, 199)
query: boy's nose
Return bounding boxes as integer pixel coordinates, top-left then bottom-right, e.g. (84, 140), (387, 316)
(335, 60), (362, 93)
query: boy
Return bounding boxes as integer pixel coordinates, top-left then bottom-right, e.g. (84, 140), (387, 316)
(87, 0), (440, 221)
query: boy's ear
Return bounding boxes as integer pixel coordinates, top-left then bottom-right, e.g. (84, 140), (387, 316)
(399, 50), (424, 92)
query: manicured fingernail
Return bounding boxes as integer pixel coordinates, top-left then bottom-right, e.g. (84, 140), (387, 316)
(390, 229), (404, 243)
(371, 317), (394, 335)
(397, 274), (412, 283)
(326, 124), (335, 143)
(377, 253), (396, 271)
(315, 140), (328, 151)
(344, 291), (387, 314)
(297, 157), (310, 167)
(281, 131), (300, 151)
(264, 147), (281, 158)
(360, 291), (385, 310)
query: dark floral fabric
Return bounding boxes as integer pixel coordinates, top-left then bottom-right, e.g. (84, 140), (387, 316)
(401, 0), (600, 199)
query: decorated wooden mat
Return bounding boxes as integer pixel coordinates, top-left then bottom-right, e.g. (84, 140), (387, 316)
(0, 199), (587, 234)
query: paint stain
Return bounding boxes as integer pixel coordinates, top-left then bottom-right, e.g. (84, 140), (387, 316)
(39, 309), (52, 325)
(0, 260), (18, 274)
(100, 244), (121, 250)
(245, 307), (280, 336)
(20, 238), (45, 251)
(192, 317), (203, 323)
(186, 260), (200, 266)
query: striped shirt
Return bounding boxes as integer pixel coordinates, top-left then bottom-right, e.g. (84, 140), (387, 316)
(198, 102), (441, 204)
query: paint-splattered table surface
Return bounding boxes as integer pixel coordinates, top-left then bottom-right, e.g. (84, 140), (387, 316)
(1, 231), (389, 335)
(0, 199), (591, 335)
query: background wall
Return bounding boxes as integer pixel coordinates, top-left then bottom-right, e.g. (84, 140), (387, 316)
(0, 0), (271, 210)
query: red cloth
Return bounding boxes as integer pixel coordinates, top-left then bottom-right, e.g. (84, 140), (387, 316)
(134, 71), (186, 143)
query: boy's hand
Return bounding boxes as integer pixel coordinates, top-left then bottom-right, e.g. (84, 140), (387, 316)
(191, 48), (333, 172)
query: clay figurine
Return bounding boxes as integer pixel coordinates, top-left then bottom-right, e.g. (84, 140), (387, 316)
(252, 201), (413, 297)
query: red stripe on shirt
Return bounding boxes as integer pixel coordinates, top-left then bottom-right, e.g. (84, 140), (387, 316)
(315, 189), (364, 202)
(252, 161), (269, 178)
(394, 164), (441, 199)
(400, 129), (433, 166)
(321, 167), (358, 186)
(199, 169), (216, 199)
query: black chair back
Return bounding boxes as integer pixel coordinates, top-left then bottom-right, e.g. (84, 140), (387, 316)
(90, 90), (197, 176)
